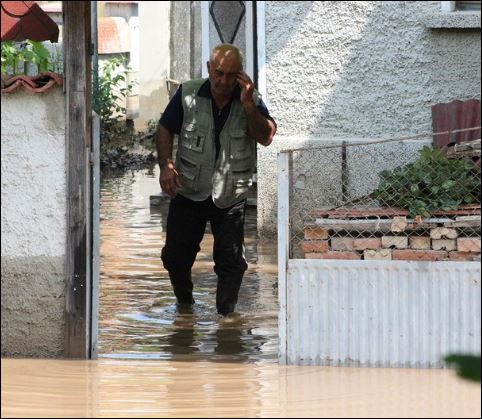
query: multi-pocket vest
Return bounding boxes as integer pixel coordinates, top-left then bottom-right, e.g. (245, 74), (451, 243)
(175, 78), (259, 208)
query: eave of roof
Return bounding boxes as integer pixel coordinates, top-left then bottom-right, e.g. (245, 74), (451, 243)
(1, 1), (59, 42)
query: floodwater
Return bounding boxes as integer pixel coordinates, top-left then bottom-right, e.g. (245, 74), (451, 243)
(98, 165), (279, 362)
(2, 359), (480, 417)
(2, 166), (480, 418)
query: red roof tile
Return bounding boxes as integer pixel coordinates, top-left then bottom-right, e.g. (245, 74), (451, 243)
(1, 71), (63, 93)
(1, 1), (59, 42)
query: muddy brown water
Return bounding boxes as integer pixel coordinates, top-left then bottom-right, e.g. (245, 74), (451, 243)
(2, 359), (480, 418)
(98, 165), (278, 362)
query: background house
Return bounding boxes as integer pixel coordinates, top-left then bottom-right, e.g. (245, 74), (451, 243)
(39, 1), (171, 130)
(257, 1), (481, 237)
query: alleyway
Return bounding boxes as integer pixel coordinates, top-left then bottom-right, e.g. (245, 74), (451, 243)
(98, 166), (278, 362)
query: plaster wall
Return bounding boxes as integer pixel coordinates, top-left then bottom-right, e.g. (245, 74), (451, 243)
(1, 87), (66, 357)
(137, 1), (171, 129)
(258, 1), (481, 237)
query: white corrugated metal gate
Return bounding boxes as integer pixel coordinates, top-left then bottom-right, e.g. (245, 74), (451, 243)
(277, 148), (481, 367)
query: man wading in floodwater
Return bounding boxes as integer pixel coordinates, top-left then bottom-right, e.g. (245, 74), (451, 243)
(155, 43), (276, 317)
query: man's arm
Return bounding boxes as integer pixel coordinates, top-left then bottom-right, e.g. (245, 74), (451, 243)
(155, 123), (180, 197)
(237, 71), (276, 147)
(243, 102), (276, 147)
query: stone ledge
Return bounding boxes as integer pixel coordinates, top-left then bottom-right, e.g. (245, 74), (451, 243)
(424, 11), (481, 29)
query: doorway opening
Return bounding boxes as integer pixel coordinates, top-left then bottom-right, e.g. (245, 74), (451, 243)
(92, 1), (278, 363)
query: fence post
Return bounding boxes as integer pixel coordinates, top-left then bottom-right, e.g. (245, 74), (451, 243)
(278, 151), (290, 364)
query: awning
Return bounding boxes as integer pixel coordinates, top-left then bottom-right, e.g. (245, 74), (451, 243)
(1, 1), (59, 42)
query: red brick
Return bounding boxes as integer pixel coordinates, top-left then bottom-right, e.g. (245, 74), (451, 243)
(432, 239), (457, 251)
(331, 237), (354, 251)
(457, 238), (481, 253)
(364, 249), (392, 260)
(393, 250), (448, 261)
(305, 253), (324, 259)
(409, 237), (431, 250)
(391, 216), (408, 232)
(353, 238), (382, 250)
(382, 236), (408, 249)
(310, 208), (409, 218)
(304, 227), (329, 240)
(449, 252), (478, 261)
(301, 240), (329, 253)
(317, 251), (361, 260)
(430, 227), (458, 240)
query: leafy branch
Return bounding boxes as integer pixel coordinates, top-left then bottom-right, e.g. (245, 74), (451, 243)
(372, 146), (481, 218)
(97, 55), (135, 132)
(1, 40), (51, 75)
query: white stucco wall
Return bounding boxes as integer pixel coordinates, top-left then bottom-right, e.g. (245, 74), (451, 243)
(1, 89), (66, 258)
(1, 87), (67, 357)
(258, 1), (481, 237)
(137, 1), (171, 129)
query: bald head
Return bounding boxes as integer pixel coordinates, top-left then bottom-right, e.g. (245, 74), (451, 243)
(207, 44), (244, 97)
(210, 44), (243, 70)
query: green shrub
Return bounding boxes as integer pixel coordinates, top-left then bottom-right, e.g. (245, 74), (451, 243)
(445, 354), (481, 382)
(372, 146), (481, 218)
(1, 40), (51, 75)
(97, 56), (135, 131)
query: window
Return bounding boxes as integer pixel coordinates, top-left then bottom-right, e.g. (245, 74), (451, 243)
(441, 1), (481, 11)
(431, 1), (481, 27)
(456, 1), (481, 11)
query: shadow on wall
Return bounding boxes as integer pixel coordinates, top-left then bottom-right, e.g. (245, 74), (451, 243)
(259, 1), (481, 239)
(136, 83), (168, 130)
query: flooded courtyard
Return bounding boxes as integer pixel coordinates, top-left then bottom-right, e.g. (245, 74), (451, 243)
(98, 165), (278, 362)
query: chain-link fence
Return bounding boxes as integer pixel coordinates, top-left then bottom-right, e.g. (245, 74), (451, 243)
(282, 127), (481, 262)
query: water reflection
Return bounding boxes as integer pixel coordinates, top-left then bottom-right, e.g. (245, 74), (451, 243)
(99, 166), (278, 362)
(3, 358), (480, 418)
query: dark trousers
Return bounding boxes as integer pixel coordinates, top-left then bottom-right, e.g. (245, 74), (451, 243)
(161, 194), (248, 315)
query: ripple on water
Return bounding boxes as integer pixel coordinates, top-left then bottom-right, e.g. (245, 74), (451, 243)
(99, 166), (278, 362)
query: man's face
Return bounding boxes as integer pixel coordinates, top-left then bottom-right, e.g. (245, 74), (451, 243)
(207, 50), (242, 96)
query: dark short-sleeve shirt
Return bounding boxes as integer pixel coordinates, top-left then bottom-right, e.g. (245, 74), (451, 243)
(159, 79), (275, 159)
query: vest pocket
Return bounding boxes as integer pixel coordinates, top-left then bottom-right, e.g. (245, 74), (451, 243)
(179, 156), (199, 190)
(231, 169), (253, 195)
(181, 129), (205, 153)
(229, 129), (251, 160)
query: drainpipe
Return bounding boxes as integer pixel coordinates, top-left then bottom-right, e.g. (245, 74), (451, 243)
(91, 1), (99, 114)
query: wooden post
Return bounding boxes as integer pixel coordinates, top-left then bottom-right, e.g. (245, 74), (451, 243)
(63, 1), (92, 358)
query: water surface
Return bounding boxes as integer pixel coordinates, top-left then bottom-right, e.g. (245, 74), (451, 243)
(99, 166), (278, 362)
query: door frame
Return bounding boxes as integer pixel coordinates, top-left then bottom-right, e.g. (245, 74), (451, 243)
(63, 0), (96, 359)
(62, 0), (268, 359)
